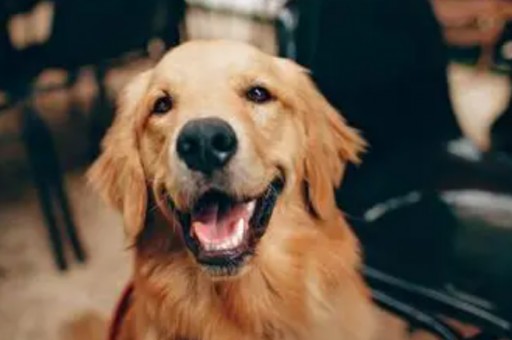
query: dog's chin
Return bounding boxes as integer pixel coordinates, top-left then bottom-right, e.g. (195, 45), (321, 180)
(169, 178), (284, 279)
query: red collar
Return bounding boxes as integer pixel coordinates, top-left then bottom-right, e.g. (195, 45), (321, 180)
(109, 282), (135, 340)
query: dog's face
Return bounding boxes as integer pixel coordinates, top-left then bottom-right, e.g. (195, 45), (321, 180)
(89, 40), (364, 279)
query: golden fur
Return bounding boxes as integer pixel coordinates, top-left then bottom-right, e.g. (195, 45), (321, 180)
(88, 40), (375, 340)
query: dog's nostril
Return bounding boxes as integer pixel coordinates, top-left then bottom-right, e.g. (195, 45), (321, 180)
(212, 132), (235, 153)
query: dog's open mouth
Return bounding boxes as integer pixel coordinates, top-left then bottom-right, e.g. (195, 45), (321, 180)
(172, 178), (283, 276)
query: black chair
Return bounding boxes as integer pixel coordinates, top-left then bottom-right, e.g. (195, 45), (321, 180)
(276, 0), (512, 338)
(0, 0), (186, 270)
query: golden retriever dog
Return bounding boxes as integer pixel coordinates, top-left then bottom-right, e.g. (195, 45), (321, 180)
(88, 40), (376, 340)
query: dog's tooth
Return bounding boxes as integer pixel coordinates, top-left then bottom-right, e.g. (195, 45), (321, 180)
(235, 219), (245, 241)
(246, 201), (256, 217)
(222, 241), (231, 250)
(224, 236), (234, 249)
(232, 236), (240, 248)
(237, 218), (245, 233)
(220, 241), (230, 250)
(202, 220), (246, 252)
(223, 234), (237, 250)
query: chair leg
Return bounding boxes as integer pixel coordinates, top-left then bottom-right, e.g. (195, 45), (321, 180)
(21, 103), (68, 270)
(54, 179), (86, 263)
(34, 177), (68, 271)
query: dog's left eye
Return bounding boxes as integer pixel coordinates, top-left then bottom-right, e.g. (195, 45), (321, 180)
(245, 86), (273, 104)
(152, 94), (173, 114)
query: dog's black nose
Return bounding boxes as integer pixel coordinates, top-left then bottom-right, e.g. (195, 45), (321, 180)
(177, 117), (238, 174)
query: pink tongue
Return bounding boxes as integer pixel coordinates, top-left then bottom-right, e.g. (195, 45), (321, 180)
(191, 203), (245, 244)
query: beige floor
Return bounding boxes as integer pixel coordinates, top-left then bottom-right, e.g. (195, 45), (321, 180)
(0, 174), (129, 340)
(0, 7), (511, 340)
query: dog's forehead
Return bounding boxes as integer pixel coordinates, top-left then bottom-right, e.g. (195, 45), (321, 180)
(154, 40), (271, 81)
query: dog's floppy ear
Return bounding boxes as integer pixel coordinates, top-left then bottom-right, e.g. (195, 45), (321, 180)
(279, 59), (366, 219)
(87, 70), (153, 243)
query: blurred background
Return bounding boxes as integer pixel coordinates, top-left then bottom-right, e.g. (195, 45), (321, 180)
(0, 0), (511, 339)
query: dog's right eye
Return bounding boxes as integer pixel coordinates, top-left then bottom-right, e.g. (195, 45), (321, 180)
(152, 94), (173, 115)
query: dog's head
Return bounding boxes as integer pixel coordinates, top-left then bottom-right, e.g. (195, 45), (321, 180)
(88, 40), (364, 279)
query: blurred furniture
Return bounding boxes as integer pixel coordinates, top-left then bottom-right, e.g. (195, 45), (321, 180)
(277, 0), (512, 339)
(431, 0), (512, 158)
(0, 0), (186, 270)
(432, 0), (512, 71)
